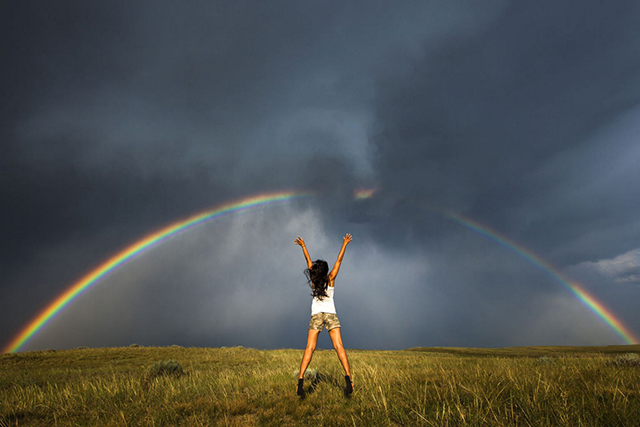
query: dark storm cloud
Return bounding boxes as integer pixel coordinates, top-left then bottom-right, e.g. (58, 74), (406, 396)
(3, 1), (640, 351)
(372, 0), (640, 261)
(366, 0), (640, 345)
(2, 0), (446, 349)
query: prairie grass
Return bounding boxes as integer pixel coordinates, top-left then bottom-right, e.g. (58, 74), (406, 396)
(1, 345), (639, 426)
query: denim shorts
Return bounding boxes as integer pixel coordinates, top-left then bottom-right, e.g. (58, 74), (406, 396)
(309, 312), (341, 331)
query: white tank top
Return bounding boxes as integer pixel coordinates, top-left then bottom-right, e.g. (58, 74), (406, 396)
(311, 285), (336, 315)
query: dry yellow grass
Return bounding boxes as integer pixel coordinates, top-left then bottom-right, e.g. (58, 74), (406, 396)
(1, 345), (640, 426)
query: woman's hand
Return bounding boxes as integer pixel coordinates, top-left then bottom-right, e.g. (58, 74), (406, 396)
(343, 233), (353, 245)
(329, 233), (353, 280)
(296, 236), (313, 269)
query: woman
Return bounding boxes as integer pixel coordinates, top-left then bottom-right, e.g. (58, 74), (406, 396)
(294, 233), (353, 397)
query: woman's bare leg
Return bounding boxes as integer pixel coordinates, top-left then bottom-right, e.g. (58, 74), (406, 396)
(328, 327), (351, 379)
(299, 329), (320, 379)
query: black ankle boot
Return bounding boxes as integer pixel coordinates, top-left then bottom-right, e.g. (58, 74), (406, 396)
(344, 375), (353, 395)
(297, 378), (305, 397)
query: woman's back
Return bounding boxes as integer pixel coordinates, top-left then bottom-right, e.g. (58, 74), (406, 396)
(311, 285), (336, 314)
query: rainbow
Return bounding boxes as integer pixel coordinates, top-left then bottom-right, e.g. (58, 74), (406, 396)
(354, 188), (376, 200)
(441, 210), (640, 345)
(4, 191), (310, 353)
(5, 190), (638, 352)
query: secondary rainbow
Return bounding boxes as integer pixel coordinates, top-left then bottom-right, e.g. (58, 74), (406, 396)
(441, 210), (639, 345)
(4, 191), (310, 353)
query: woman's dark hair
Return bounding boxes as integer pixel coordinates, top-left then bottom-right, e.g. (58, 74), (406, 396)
(305, 259), (329, 300)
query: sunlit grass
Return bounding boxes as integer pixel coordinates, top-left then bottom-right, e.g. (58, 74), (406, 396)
(1, 345), (639, 426)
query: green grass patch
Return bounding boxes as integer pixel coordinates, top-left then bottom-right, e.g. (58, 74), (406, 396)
(1, 345), (639, 426)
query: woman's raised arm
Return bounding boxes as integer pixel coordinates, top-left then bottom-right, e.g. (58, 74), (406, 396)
(294, 236), (313, 269)
(328, 233), (353, 281)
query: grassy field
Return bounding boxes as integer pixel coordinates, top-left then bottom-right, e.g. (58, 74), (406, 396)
(2, 345), (640, 426)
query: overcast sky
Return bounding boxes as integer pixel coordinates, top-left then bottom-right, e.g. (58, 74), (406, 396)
(3, 1), (640, 352)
